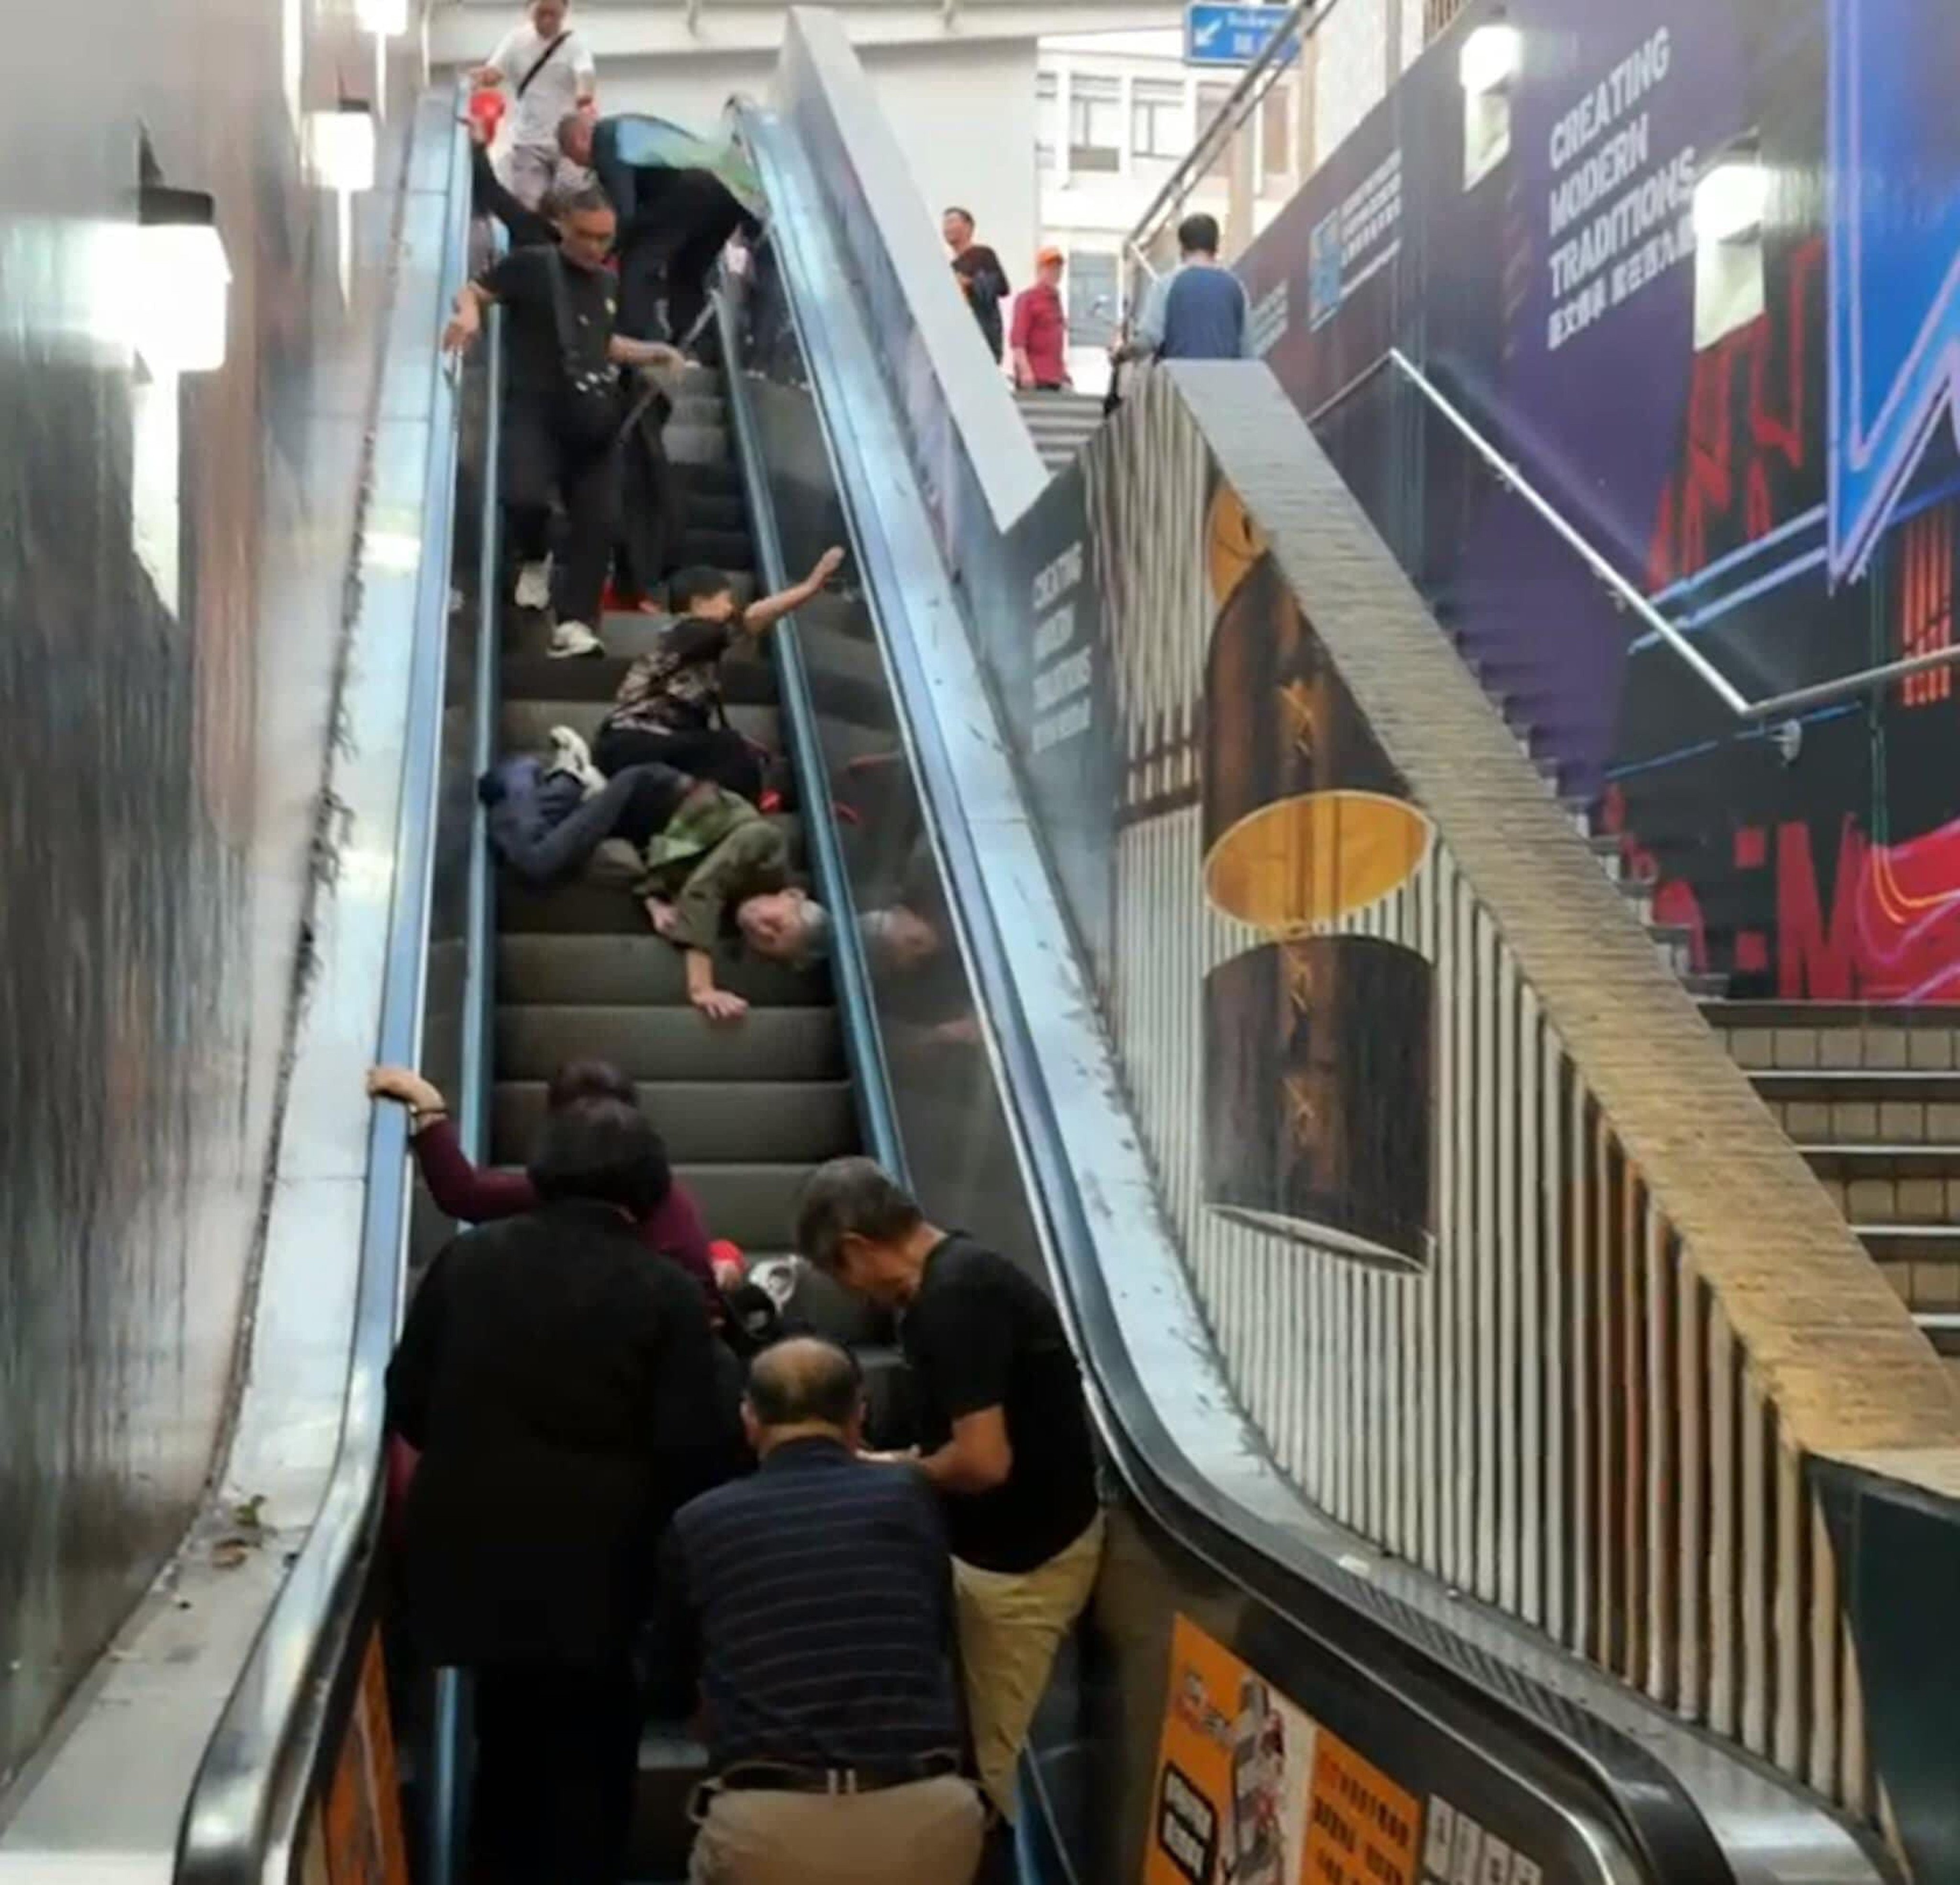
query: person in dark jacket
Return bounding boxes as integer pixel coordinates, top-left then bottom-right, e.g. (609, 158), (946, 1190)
(386, 1097), (745, 1885)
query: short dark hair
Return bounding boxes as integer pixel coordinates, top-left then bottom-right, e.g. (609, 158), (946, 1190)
(668, 565), (735, 613)
(794, 1157), (923, 1273)
(558, 182), (613, 221)
(1178, 211), (1222, 256)
(943, 205), (974, 225)
(745, 1337), (863, 1429)
(546, 1058), (636, 1110)
(528, 1097), (671, 1217)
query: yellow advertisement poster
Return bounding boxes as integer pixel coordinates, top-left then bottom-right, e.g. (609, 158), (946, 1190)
(1146, 1615), (1318, 1885)
(1302, 1729), (1422, 1885)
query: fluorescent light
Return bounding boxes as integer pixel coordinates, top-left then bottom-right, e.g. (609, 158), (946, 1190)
(136, 190), (231, 375)
(1459, 23), (1519, 95)
(307, 104), (377, 194)
(1693, 155), (1767, 244)
(357, 0), (409, 37)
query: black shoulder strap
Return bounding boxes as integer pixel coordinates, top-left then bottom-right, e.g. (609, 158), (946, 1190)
(515, 30), (570, 100)
(544, 247), (579, 371)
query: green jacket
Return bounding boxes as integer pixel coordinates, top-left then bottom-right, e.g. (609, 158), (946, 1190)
(636, 784), (789, 951)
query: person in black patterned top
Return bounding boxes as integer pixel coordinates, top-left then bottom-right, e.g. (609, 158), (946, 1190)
(591, 551), (845, 801)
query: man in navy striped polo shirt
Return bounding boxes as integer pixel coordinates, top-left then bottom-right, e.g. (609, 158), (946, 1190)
(650, 1337), (985, 1884)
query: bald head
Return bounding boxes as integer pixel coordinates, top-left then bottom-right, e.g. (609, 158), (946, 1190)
(742, 1337), (864, 1453)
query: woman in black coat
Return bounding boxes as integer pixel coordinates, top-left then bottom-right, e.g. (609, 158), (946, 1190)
(386, 1097), (745, 1884)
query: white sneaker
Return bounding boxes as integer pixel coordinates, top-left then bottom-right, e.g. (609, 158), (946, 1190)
(546, 619), (605, 659)
(546, 724), (607, 798)
(514, 559), (552, 610)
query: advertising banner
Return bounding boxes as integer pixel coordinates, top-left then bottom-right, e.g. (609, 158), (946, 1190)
(1146, 1614), (1425, 1885)
(1237, 0), (1960, 1001)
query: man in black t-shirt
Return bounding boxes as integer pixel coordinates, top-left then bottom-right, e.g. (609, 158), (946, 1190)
(796, 1157), (1103, 1823)
(943, 207), (1010, 364)
(442, 186), (682, 659)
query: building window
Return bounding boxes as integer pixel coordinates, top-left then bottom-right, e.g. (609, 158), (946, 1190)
(1425, 0), (1469, 40)
(1198, 83), (1236, 181)
(1036, 72), (1058, 171)
(1132, 79), (1185, 161)
(1900, 509), (1955, 708)
(1069, 75), (1122, 174)
(1068, 250), (1119, 345)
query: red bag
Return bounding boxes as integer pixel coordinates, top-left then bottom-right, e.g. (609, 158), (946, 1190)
(384, 1434), (420, 1552)
(467, 88), (506, 141)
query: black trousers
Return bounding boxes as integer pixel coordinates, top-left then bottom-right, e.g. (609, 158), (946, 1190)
(469, 1660), (641, 1885)
(593, 723), (765, 805)
(502, 391), (622, 630)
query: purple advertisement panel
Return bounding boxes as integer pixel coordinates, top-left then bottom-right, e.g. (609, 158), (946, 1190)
(1240, 0), (1960, 1001)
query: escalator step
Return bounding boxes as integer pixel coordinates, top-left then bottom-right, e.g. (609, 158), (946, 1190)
(670, 1162), (823, 1250)
(499, 699), (780, 754)
(500, 647), (779, 707)
(666, 424), (730, 466)
(497, 934), (829, 1007)
(493, 1078), (855, 1165)
(496, 1003), (844, 1082)
(674, 528), (753, 569)
(679, 490), (747, 532)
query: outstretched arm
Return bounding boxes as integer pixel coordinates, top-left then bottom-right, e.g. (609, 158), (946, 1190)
(741, 546), (845, 635)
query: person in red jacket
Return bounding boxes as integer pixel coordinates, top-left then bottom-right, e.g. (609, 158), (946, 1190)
(367, 1058), (743, 1303)
(1009, 248), (1071, 392)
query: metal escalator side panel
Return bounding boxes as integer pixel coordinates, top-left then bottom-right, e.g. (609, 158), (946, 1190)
(729, 85), (1884, 1885)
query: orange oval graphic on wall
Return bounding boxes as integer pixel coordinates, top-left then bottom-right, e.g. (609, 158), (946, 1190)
(1207, 482), (1268, 610)
(1203, 790), (1432, 931)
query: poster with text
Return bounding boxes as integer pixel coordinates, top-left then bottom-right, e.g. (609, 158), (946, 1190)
(1237, 0), (1960, 1002)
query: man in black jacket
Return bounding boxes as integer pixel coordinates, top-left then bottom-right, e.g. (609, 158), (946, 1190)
(387, 1098), (745, 1885)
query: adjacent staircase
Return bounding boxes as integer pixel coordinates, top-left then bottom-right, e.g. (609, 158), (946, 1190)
(1016, 388), (1104, 474)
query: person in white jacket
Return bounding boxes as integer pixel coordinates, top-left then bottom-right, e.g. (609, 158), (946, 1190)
(472, 0), (596, 209)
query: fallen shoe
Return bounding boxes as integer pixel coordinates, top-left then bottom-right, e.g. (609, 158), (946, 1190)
(546, 619), (605, 659)
(514, 558), (552, 610)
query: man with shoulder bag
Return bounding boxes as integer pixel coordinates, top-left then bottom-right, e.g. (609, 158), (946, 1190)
(443, 186), (682, 659)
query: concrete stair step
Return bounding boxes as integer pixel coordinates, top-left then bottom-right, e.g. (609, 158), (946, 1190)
(497, 933), (828, 1006)
(495, 1003), (844, 1082)
(1749, 1068), (1960, 1107)
(492, 1078), (855, 1165)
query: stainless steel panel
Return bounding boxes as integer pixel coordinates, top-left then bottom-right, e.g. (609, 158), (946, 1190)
(0, 0), (428, 1794)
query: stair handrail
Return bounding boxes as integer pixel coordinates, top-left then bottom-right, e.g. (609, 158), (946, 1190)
(1325, 347), (1960, 721)
(1121, 0), (1339, 310)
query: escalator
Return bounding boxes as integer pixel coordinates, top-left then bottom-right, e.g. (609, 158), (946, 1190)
(159, 45), (1941, 1885)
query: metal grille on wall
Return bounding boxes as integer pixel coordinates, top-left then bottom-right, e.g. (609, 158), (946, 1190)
(1423, 0), (1468, 40)
(1075, 377), (1871, 1812)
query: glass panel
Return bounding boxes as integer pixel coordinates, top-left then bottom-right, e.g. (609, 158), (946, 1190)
(1036, 72), (1058, 171)
(1069, 74), (1122, 173)
(1131, 79), (1185, 160)
(1067, 250), (1119, 344)
(1259, 78), (1292, 188)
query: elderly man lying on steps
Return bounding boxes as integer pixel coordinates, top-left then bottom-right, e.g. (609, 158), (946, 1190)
(483, 739), (824, 1020)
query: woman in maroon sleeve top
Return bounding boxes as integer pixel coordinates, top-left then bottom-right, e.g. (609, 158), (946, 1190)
(367, 1058), (739, 1306)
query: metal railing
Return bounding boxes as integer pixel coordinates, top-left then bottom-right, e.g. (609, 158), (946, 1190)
(1121, 0), (1343, 305)
(175, 101), (477, 1885)
(1318, 347), (1960, 721)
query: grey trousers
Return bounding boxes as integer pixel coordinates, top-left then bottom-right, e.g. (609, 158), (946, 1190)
(688, 1775), (985, 1885)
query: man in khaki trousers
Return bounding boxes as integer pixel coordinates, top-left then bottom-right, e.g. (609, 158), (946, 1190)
(652, 1338), (985, 1884)
(798, 1159), (1106, 1820)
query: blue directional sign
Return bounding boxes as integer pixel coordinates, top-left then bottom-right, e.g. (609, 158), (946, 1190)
(1184, 3), (1299, 68)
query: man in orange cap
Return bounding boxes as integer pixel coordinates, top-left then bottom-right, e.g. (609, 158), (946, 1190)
(1009, 248), (1071, 392)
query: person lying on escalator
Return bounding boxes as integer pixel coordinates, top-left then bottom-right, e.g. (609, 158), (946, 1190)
(591, 550), (847, 803)
(386, 1098), (745, 1885)
(633, 765), (828, 1021)
(366, 1057), (740, 1302)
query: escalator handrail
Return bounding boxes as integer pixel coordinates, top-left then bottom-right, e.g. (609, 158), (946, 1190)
(733, 100), (1740, 1885)
(710, 269), (908, 1183)
(174, 110), (477, 1885)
